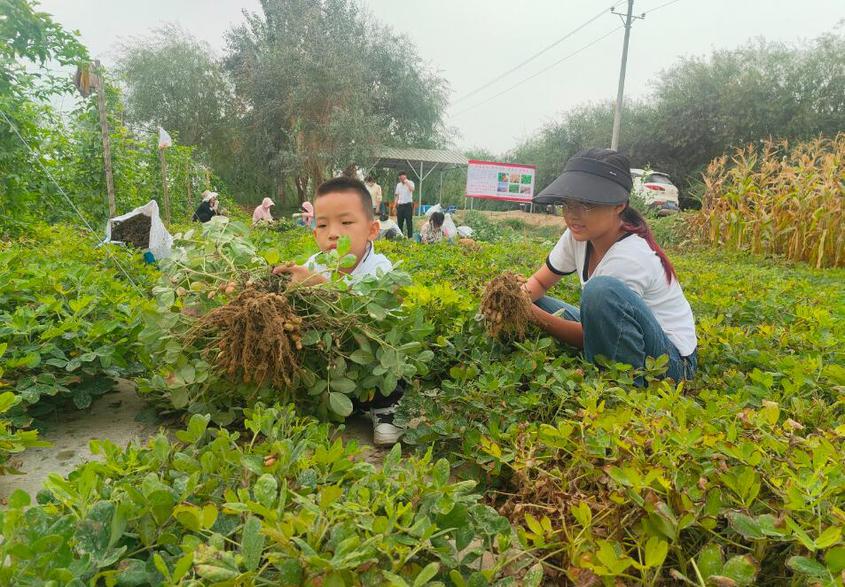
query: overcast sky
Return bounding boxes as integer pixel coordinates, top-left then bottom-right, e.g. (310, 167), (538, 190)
(40, 0), (844, 154)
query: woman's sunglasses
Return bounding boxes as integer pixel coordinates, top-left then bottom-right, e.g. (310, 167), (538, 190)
(560, 201), (599, 215)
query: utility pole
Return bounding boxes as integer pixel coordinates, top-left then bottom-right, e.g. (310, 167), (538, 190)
(610, 1), (644, 151)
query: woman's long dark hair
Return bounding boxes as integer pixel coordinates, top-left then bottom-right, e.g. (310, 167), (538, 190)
(581, 148), (677, 284)
(620, 204), (676, 283)
(430, 211), (445, 228)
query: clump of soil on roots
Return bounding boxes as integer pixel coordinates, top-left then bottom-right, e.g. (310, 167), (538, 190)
(480, 272), (533, 339)
(189, 274), (305, 387)
(111, 214), (151, 248)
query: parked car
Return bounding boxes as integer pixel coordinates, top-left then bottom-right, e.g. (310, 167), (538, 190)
(631, 169), (680, 216)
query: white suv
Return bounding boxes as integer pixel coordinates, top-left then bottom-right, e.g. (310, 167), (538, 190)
(631, 169), (680, 216)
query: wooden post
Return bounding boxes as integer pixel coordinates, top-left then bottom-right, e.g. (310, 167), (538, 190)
(93, 60), (116, 218)
(184, 158), (193, 212)
(159, 148), (171, 224)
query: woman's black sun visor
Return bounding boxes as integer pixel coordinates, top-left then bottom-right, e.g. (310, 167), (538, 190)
(533, 157), (632, 205)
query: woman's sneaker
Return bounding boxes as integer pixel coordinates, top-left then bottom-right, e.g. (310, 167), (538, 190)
(370, 405), (404, 446)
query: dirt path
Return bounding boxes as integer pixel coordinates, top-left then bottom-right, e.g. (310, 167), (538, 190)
(0, 382), (388, 501)
(340, 414), (388, 466)
(0, 380), (159, 500)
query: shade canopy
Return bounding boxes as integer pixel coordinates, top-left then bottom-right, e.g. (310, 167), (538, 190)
(368, 147), (468, 213)
(371, 147), (468, 170)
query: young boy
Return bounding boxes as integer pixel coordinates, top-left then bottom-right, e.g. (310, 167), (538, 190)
(272, 176), (403, 445)
(274, 176), (392, 285)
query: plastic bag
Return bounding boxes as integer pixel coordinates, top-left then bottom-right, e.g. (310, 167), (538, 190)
(424, 203), (443, 217)
(456, 225), (474, 237)
(158, 127), (172, 149)
(105, 200), (173, 260)
(442, 213), (458, 239)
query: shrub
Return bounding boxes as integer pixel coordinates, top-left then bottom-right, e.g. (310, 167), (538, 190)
(0, 404), (532, 585)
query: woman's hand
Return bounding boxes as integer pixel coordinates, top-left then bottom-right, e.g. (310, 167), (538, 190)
(530, 304), (584, 349)
(272, 263), (326, 286)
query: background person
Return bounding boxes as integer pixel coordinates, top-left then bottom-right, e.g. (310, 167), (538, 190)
(365, 176), (383, 215)
(420, 211), (446, 244)
(193, 191), (219, 223)
(376, 211), (402, 240)
(252, 197), (275, 225)
(293, 201), (315, 228)
(394, 171), (415, 238)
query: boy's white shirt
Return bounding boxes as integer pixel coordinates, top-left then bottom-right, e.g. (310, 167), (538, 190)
(305, 242), (393, 283)
(547, 229), (698, 356)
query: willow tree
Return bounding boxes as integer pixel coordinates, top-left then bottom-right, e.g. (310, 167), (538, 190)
(224, 0), (448, 203)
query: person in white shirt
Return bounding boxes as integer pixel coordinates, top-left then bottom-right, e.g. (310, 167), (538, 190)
(522, 148), (697, 383)
(271, 176), (403, 445)
(365, 176), (383, 215)
(376, 212), (403, 240)
(394, 171), (415, 238)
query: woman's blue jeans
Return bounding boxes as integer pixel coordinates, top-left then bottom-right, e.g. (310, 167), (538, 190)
(535, 276), (697, 381)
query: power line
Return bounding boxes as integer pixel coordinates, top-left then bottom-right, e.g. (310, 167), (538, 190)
(0, 107), (143, 293)
(452, 1), (625, 105)
(451, 25), (623, 118)
(643, 0), (685, 15)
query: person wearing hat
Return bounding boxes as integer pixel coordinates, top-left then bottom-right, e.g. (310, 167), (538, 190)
(252, 196), (275, 225)
(193, 191), (220, 223)
(522, 148), (697, 382)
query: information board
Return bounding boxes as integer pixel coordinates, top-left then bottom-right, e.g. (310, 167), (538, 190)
(465, 160), (536, 202)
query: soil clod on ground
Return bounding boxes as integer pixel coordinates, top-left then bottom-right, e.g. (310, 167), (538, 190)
(480, 272), (533, 339)
(111, 214), (151, 249)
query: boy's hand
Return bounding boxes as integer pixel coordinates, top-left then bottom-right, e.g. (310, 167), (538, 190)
(272, 262), (326, 286)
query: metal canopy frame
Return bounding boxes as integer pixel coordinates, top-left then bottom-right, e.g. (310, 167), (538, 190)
(368, 148), (468, 214)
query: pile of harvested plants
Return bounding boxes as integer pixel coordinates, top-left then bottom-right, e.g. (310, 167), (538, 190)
(140, 223), (432, 421)
(480, 272), (534, 339)
(187, 273), (339, 388)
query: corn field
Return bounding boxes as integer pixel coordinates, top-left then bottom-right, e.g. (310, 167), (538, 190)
(691, 134), (845, 268)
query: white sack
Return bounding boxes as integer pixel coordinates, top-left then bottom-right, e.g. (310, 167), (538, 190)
(105, 199), (173, 260)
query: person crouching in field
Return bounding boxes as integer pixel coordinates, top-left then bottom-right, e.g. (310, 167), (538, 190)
(420, 211), (447, 244)
(523, 148), (698, 382)
(252, 197), (275, 225)
(272, 176), (405, 445)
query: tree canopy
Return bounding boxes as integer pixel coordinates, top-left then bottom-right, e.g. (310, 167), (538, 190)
(115, 0), (449, 205)
(510, 33), (845, 204)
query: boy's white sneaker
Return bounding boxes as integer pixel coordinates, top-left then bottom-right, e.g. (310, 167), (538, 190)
(371, 405), (404, 446)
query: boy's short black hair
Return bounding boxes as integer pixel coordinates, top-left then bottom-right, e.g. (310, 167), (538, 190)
(398, 171), (408, 177)
(315, 176), (374, 219)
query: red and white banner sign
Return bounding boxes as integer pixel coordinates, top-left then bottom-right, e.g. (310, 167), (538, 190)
(465, 160), (536, 202)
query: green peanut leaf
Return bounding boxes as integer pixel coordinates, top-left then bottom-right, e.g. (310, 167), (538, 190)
(242, 515), (264, 572)
(328, 392), (353, 417)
